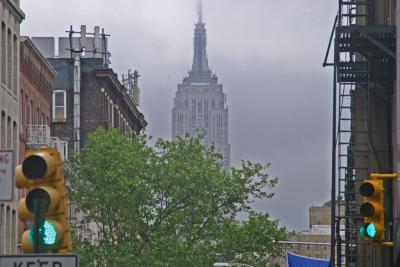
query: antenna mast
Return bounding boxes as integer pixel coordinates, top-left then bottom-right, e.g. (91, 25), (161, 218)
(197, 0), (203, 23)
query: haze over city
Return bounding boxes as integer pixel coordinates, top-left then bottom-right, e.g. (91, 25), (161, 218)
(20, 0), (337, 231)
(2, 0), (400, 265)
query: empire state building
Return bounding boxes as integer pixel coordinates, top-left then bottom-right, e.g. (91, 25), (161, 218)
(172, 6), (230, 170)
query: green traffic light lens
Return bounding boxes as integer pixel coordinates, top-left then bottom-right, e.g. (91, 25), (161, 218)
(29, 220), (58, 246)
(359, 223), (377, 239)
(366, 223), (377, 238)
(43, 221), (57, 245)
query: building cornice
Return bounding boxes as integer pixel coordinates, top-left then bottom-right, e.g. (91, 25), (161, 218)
(20, 36), (57, 77)
(95, 69), (147, 129)
(3, 0), (25, 23)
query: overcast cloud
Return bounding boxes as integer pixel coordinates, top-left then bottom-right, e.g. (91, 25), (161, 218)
(21, 0), (338, 230)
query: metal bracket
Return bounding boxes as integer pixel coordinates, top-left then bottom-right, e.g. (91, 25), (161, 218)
(323, 14), (338, 67)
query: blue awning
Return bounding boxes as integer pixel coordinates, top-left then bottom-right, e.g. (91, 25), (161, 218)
(287, 252), (330, 267)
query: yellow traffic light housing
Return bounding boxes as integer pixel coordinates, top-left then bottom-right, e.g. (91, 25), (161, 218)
(359, 179), (384, 241)
(358, 173), (397, 243)
(16, 147), (72, 253)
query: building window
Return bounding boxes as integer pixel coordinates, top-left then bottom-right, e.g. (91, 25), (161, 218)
(20, 90), (24, 133)
(7, 117), (11, 149)
(27, 99), (32, 125)
(0, 204), (3, 252)
(25, 95), (28, 127)
(1, 22), (5, 84)
(317, 215), (322, 224)
(104, 94), (109, 123)
(1, 112), (5, 148)
(13, 121), (17, 160)
(11, 209), (16, 253)
(7, 29), (12, 90)
(109, 100), (114, 126)
(53, 90), (67, 122)
(6, 206), (10, 253)
(13, 35), (17, 96)
(36, 107), (40, 124)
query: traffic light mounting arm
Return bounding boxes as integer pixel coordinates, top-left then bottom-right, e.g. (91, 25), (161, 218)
(370, 173), (397, 180)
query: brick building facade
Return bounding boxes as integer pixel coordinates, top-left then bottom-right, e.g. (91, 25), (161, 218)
(18, 36), (56, 252)
(19, 36), (55, 161)
(30, 27), (147, 244)
(47, 57), (147, 155)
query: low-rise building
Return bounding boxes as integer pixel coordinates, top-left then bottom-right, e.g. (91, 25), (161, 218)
(32, 26), (147, 243)
(272, 201), (345, 266)
(19, 36), (56, 160)
(32, 28), (147, 157)
(47, 57), (147, 155)
(18, 36), (56, 252)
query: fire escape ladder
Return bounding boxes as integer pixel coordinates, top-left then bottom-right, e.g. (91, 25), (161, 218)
(334, 0), (395, 266)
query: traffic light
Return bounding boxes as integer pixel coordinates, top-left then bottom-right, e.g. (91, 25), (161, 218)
(359, 179), (384, 241)
(358, 173), (397, 243)
(16, 147), (72, 253)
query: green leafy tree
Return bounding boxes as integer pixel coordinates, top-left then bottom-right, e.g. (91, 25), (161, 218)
(215, 213), (288, 267)
(69, 128), (288, 266)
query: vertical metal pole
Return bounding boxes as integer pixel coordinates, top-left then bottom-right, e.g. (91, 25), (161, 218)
(73, 54), (81, 153)
(394, 2), (400, 266)
(336, 216), (342, 267)
(331, 38), (338, 267)
(69, 25), (73, 59)
(33, 198), (45, 253)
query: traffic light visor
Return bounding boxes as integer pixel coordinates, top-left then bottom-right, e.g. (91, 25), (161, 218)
(360, 180), (383, 197)
(22, 152), (55, 179)
(360, 202), (383, 217)
(25, 186), (60, 213)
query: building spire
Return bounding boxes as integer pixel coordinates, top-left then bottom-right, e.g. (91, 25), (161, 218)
(198, 0), (203, 23)
(190, 0), (211, 80)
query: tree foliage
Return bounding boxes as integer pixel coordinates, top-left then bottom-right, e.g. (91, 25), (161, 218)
(69, 128), (288, 266)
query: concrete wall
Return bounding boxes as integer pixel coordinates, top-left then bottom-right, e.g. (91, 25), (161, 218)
(353, 83), (394, 267)
(0, 0), (23, 255)
(352, 1), (396, 266)
(372, 0), (395, 25)
(310, 204), (331, 227)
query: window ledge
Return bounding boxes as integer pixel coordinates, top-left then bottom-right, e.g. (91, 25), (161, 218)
(52, 119), (67, 123)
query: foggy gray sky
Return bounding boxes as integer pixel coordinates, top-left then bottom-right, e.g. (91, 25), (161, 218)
(21, 0), (337, 230)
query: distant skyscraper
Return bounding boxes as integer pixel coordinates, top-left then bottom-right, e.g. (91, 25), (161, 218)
(172, 4), (230, 170)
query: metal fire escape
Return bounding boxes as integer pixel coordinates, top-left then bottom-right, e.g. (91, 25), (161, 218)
(324, 0), (396, 266)
(26, 125), (69, 161)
